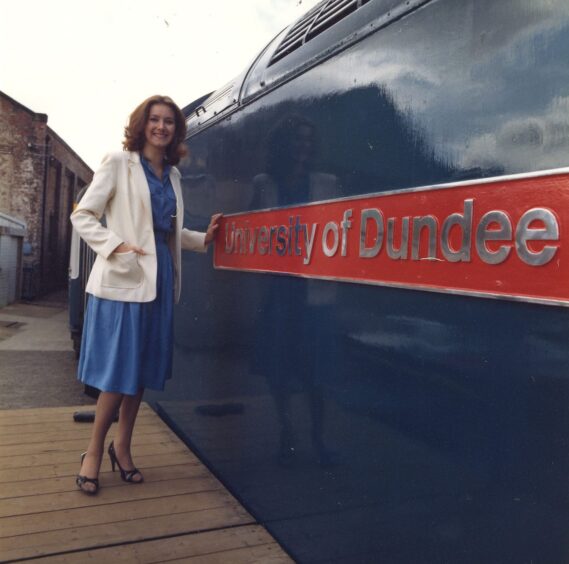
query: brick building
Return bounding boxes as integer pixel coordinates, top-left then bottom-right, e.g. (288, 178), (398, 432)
(0, 90), (93, 299)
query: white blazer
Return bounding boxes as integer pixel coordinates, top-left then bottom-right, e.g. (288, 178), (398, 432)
(70, 151), (206, 303)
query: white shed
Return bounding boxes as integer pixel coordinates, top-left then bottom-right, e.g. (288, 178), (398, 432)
(0, 212), (26, 307)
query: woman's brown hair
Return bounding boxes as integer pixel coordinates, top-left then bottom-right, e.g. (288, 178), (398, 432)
(123, 95), (187, 165)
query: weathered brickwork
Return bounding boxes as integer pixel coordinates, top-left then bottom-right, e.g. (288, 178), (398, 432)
(0, 91), (93, 296)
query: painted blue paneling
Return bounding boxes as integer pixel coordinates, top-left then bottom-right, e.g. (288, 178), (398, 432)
(147, 0), (569, 561)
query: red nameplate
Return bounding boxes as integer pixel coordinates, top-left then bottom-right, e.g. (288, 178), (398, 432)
(214, 169), (569, 306)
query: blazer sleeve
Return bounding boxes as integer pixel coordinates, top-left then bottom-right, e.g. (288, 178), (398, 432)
(181, 228), (207, 253)
(70, 153), (124, 259)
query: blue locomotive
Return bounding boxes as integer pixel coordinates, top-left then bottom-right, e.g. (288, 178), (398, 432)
(71, 0), (569, 561)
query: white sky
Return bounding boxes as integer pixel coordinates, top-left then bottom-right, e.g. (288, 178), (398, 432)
(0, 0), (321, 169)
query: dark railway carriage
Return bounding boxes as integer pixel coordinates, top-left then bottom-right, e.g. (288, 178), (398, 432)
(148, 0), (568, 561)
(69, 187), (96, 359)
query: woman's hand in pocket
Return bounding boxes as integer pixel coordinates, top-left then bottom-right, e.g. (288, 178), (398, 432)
(114, 243), (146, 255)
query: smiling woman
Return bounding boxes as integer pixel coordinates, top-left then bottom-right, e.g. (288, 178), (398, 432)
(70, 94), (222, 496)
(122, 95), (187, 167)
(145, 106), (175, 151)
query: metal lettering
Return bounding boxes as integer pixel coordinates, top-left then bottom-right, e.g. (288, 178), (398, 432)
(323, 221), (340, 257)
(441, 199), (473, 262)
(304, 223), (318, 265)
(476, 211), (512, 265)
(276, 225), (288, 257)
(387, 216), (409, 259)
(225, 222), (235, 254)
(360, 209), (384, 258)
(234, 227), (246, 254)
(294, 216), (303, 256)
(248, 227), (257, 254)
(288, 217), (294, 255)
(341, 209), (353, 257)
(257, 226), (269, 255)
(515, 208), (559, 266)
(411, 215), (437, 260)
(269, 226), (277, 255)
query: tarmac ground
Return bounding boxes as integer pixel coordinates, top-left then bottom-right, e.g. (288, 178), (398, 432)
(0, 289), (96, 410)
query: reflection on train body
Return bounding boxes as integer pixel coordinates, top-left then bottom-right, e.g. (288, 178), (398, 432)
(143, 0), (569, 561)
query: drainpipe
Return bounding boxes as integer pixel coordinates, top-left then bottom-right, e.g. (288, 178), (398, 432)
(39, 134), (51, 297)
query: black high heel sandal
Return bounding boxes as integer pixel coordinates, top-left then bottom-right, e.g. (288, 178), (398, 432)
(108, 441), (144, 483)
(76, 452), (100, 495)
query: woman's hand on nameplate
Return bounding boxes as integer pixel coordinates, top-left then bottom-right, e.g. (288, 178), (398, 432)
(205, 213), (223, 245)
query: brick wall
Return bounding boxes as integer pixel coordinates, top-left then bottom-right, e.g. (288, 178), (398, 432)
(0, 93), (46, 261)
(0, 91), (93, 297)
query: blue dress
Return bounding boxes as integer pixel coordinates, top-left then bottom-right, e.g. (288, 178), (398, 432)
(78, 156), (177, 395)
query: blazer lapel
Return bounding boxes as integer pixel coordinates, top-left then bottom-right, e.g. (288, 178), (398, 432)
(128, 152), (153, 220)
(169, 167), (183, 233)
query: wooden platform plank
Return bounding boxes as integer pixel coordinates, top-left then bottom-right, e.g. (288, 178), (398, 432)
(0, 489), (241, 538)
(0, 420), (167, 443)
(0, 427), (182, 457)
(0, 438), (195, 471)
(0, 451), (198, 483)
(0, 417), (164, 445)
(167, 544), (294, 563)
(0, 403), (292, 563)
(0, 475), (224, 520)
(0, 404), (156, 426)
(0, 462), (207, 500)
(30, 525), (291, 563)
(0, 506), (254, 561)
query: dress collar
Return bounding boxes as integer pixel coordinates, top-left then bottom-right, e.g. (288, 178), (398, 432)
(140, 152), (171, 181)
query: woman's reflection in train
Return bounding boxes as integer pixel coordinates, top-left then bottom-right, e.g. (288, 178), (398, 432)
(252, 115), (340, 467)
